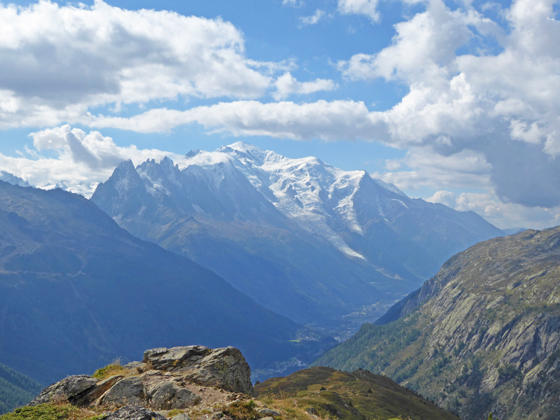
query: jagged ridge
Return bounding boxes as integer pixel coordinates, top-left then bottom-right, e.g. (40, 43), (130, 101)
(92, 142), (502, 329)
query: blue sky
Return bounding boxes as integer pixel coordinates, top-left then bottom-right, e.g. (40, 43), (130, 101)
(0, 0), (559, 229)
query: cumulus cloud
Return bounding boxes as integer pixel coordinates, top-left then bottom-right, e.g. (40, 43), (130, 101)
(88, 100), (389, 140)
(0, 0), (274, 128)
(0, 125), (179, 196)
(426, 190), (560, 229)
(282, 0), (304, 6)
(337, 0), (380, 22)
(376, 147), (492, 192)
(299, 9), (326, 25)
(273, 73), (337, 99)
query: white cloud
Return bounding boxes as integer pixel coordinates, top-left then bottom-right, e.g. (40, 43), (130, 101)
(339, 0), (478, 81)
(383, 148), (492, 188)
(273, 73), (337, 99)
(282, 0), (304, 6)
(426, 190), (560, 230)
(88, 100), (389, 141)
(0, 0), (274, 128)
(0, 125), (179, 196)
(336, 0), (560, 210)
(299, 9), (326, 25)
(337, 0), (380, 22)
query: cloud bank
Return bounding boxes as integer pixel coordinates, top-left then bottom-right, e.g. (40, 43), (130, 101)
(0, 0), (328, 128)
(0, 125), (178, 196)
(0, 0), (559, 229)
(84, 0), (560, 216)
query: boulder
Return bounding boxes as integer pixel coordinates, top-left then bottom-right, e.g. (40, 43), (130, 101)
(31, 375), (98, 406)
(143, 346), (210, 371)
(183, 347), (253, 394)
(147, 380), (201, 409)
(99, 376), (145, 407)
(258, 407), (281, 416)
(102, 406), (166, 420)
(143, 346), (253, 394)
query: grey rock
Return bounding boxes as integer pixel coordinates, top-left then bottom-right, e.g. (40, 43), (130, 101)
(143, 346), (210, 371)
(259, 417), (274, 420)
(124, 361), (145, 370)
(77, 375), (124, 406)
(100, 376), (145, 407)
(258, 407), (280, 416)
(31, 375), (98, 405)
(147, 380), (201, 409)
(102, 406), (166, 420)
(143, 345), (253, 394)
(182, 347), (253, 394)
(171, 414), (191, 420)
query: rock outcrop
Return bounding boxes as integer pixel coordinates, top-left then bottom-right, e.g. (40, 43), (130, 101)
(29, 345), (258, 419)
(143, 346), (253, 394)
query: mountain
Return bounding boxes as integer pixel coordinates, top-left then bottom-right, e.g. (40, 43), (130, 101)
(0, 172), (28, 188)
(0, 364), (41, 414)
(0, 181), (329, 386)
(255, 366), (458, 419)
(1, 345), (457, 420)
(92, 142), (502, 329)
(316, 226), (560, 419)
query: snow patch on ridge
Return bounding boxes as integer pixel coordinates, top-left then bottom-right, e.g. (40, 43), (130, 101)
(111, 141), (406, 261)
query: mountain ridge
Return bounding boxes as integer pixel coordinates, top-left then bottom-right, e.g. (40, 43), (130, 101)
(92, 142), (503, 331)
(316, 225), (560, 419)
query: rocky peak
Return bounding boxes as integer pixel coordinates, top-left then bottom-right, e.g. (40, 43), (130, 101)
(143, 346), (253, 394)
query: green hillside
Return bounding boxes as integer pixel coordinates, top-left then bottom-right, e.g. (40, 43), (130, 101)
(256, 366), (458, 419)
(317, 227), (560, 419)
(0, 363), (41, 414)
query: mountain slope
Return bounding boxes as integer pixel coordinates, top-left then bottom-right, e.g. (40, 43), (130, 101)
(256, 366), (458, 420)
(0, 181), (327, 385)
(316, 226), (560, 419)
(0, 364), (41, 414)
(92, 142), (502, 329)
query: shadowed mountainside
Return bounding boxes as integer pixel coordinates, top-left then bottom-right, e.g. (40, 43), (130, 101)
(0, 181), (330, 386)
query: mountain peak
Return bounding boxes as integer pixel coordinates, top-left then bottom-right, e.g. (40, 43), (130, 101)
(113, 159), (137, 176)
(0, 171), (29, 187)
(223, 141), (262, 154)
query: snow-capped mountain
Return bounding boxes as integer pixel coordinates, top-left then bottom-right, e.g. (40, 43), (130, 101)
(0, 171), (29, 187)
(92, 142), (503, 329)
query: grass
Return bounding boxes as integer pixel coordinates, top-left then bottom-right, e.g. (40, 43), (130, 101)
(222, 400), (261, 420)
(255, 367), (458, 420)
(0, 403), (103, 420)
(91, 363), (129, 381)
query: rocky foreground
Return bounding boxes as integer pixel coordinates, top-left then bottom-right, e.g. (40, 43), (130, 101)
(2, 345), (456, 420)
(25, 346), (262, 420)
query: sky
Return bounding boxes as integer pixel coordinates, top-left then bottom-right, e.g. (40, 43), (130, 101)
(0, 0), (559, 229)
